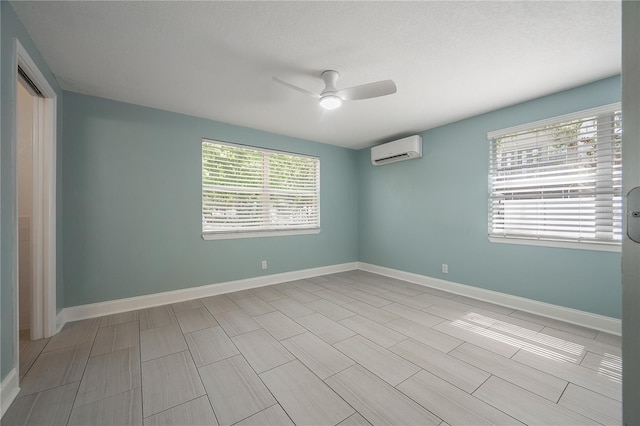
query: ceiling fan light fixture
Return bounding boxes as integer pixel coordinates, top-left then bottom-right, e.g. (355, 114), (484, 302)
(319, 95), (342, 110)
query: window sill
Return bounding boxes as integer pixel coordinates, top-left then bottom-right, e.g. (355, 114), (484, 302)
(203, 228), (320, 240)
(488, 236), (621, 253)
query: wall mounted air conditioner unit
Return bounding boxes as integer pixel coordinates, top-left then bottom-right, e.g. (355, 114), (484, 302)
(371, 135), (422, 166)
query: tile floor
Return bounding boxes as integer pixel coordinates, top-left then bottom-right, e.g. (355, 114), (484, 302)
(2, 270), (622, 425)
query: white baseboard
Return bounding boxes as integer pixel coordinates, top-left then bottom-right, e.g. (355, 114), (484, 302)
(55, 260), (621, 336)
(59, 262), (358, 326)
(56, 310), (66, 334)
(358, 262), (621, 336)
(1, 368), (20, 419)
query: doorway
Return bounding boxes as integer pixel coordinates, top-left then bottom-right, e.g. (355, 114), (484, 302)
(17, 75), (38, 341)
(12, 40), (58, 382)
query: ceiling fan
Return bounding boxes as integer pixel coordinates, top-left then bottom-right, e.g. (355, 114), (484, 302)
(273, 70), (397, 110)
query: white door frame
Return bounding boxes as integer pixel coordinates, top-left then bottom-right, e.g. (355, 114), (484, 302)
(12, 37), (57, 356)
(622, 2), (640, 424)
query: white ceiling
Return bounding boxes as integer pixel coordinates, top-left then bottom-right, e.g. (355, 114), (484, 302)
(11, 1), (621, 149)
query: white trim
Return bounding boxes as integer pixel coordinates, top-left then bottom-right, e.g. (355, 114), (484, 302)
(59, 263), (358, 325)
(41, 94), (57, 338)
(30, 94), (43, 339)
(203, 228), (320, 240)
(204, 138), (319, 160)
(9, 39), (58, 399)
(358, 262), (621, 336)
(488, 236), (622, 253)
(0, 368), (20, 418)
(487, 102), (622, 139)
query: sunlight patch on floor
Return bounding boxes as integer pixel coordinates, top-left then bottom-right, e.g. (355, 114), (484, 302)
(451, 313), (585, 363)
(598, 353), (622, 382)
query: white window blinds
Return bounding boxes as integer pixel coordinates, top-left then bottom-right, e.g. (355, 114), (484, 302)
(202, 140), (320, 237)
(488, 103), (622, 248)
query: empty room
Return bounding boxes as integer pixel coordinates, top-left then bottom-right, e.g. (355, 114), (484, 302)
(1, 1), (639, 425)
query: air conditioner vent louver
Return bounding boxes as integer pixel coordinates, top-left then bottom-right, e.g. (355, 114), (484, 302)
(371, 135), (422, 166)
(374, 153), (410, 164)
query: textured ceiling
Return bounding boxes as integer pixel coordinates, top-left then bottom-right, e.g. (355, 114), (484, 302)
(11, 1), (621, 149)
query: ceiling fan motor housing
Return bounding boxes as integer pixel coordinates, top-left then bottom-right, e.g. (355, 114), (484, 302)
(321, 70), (340, 96)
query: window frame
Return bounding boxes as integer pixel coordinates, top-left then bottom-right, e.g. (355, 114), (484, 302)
(201, 139), (320, 240)
(487, 103), (622, 252)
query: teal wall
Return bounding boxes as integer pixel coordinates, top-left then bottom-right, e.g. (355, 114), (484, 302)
(62, 92), (358, 307)
(358, 76), (622, 318)
(0, 2), (64, 382)
(64, 77), (622, 318)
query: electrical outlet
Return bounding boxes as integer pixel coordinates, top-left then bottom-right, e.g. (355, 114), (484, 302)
(261, 260), (267, 270)
(442, 263), (448, 274)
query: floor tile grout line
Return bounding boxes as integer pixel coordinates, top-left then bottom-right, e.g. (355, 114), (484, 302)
(556, 381), (570, 404)
(63, 382), (81, 426)
(331, 334), (418, 388)
(209, 316), (262, 339)
(449, 343), (575, 400)
(67, 321), (100, 408)
(226, 402), (280, 426)
(319, 361), (358, 383)
(179, 334), (220, 426)
(579, 350), (623, 376)
(325, 362), (437, 425)
(200, 294), (240, 318)
(392, 368), (424, 389)
(141, 393), (208, 421)
(391, 377), (450, 425)
(382, 345), (486, 397)
(475, 373), (601, 422)
(432, 320), (565, 361)
(505, 345), (620, 401)
(483, 323), (596, 359)
(17, 335), (50, 381)
(508, 312), (601, 339)
(254, 319), (307, 343)
(445, 339), (465, 355)
(260, 357), (360, 426)
(470, 372), (493, 396)
(139, 322), (189, 363)
(203, 308), (297, 421)
(542, 324), (602, 341)
(458, 373), (529, 425)
(292, 311), (354, 344)
(377, 316), (457, 347)
(224, 327), (297, 424)
(62, 320), (101, 425)
(509, 346), (522, 360)
(418, 307), (461, 324)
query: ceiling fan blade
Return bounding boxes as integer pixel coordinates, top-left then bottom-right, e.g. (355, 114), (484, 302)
(272, 77), (319, 98)
(338, 80), (397, 101)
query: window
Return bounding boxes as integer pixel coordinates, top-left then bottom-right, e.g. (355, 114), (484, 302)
(488, 103), (622, 251)
(202, 139), (320, 239)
